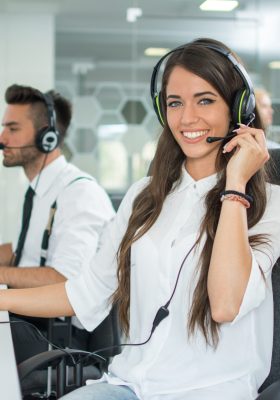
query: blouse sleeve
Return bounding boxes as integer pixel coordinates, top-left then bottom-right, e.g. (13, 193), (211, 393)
(65, 177), (150, 331)
(231, 183), (280, 324)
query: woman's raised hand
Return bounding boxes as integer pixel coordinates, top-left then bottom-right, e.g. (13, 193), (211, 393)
(223, 124), (270, 188)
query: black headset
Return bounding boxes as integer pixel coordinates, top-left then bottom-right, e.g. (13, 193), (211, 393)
(35, 93), (60, 153)
(150, 43), (256, 127)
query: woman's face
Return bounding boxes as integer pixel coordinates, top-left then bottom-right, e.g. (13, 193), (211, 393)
(166, 66), (231, 178)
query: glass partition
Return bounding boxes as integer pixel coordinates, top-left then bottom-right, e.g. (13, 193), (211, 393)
(54, 0), (280, 197)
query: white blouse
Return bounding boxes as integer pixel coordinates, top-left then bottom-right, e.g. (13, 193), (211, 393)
(66, 168), (280, 399)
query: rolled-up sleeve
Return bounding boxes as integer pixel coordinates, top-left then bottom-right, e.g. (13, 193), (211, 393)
(65, 220), (118, 331)
(66, 177), (150, 331)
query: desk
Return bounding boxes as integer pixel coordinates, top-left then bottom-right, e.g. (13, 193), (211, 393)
(0, 284), (21, 400)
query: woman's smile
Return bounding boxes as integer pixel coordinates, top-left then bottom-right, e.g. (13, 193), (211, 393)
(181, 129), (210, 143)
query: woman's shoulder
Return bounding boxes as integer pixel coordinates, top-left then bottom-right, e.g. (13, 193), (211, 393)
(116, 176), (151, 217)
(266, 182), (280, 197)
(124, 176), (151, 201)
(249, 183), (280, 239)
(265, 182), (280, 213)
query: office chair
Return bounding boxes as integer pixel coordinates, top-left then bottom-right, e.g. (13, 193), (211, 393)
(19, 349), (105, 399)
(18, 306), (121, 399)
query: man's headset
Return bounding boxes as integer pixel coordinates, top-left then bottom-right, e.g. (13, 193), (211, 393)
(35, 92), (60, 153)
(0, 92), (60, 153)
(150, 43), (256, 132)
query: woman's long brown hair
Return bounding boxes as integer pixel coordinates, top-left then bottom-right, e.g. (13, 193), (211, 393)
(112, 38), (269, 344)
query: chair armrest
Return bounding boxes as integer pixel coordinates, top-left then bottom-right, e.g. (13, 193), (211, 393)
(18, 348), (106, 381)
(257, 380), (280, 399)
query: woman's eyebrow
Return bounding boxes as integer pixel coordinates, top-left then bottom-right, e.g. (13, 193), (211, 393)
(166, 91), (218, 100)
(166, 95), (181, 100)
(194, 91), (218, 98)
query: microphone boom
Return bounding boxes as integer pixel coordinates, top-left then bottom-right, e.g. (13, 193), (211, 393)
(0, 143), (35, 150)
(206, 133), (237, 143)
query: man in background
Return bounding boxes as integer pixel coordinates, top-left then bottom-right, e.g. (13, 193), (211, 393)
(0, 84), (115, 363)
(255, 88), (280, 149)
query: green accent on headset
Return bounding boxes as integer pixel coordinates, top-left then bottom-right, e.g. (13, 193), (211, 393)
(238, 89), (246, 124)
(155, 95), (164, 126)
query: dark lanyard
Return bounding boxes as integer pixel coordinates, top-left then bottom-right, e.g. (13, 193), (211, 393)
(40, 176), (93, 267)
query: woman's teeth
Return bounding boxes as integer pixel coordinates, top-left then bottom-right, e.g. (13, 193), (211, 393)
(182, 130), (208, 139)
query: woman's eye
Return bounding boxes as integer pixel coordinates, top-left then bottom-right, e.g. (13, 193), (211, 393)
(167, 100), (181, 108)
(199, 98), (215, 105)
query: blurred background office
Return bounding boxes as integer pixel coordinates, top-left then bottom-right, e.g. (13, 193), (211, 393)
(0, 0), (280, 243)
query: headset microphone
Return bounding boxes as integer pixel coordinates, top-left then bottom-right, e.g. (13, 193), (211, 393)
(206, 113), (256, 144)
(0, 143), (36, 150)
(206, 133), (237, 144)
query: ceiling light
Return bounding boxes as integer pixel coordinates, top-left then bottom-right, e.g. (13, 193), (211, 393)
(126, 7), (142, 22)
(200, 0), (239, 12)
(269, 61), (280, 70)
(144, 48), (170, 57)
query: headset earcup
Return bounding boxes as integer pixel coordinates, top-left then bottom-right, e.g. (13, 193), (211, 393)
(153, 91), (165, 127)
(232, 88), (245, 125)
(232, 88), (255, 125)
(36, 128), (59, 153)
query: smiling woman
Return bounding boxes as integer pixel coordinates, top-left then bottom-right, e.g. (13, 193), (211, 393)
(0, 38), (280, 400)
(166, 66), (231, 178)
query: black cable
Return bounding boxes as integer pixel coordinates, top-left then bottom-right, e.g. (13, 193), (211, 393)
(0, 319), (77, 365)
(81, 241), (197, 360)
(33, 152), (49, 193)
(0, 319), (107, 367)
(162, 241), (197, 310)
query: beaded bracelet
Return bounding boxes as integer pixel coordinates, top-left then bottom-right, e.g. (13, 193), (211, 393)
(220, 193), (251, 208)
(220, 190), (253, 205)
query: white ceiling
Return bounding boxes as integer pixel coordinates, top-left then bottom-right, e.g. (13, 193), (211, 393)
(1, 0), (279, 91)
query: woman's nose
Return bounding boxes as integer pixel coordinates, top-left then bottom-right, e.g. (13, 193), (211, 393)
(180, 104), (199, 125)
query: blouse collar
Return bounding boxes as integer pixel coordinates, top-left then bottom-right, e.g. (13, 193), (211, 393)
(173, 165), (218, 197)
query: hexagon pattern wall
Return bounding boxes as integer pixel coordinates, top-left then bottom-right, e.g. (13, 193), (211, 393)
(57, 82), (161, 192)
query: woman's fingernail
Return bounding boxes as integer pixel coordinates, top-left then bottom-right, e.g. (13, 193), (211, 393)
(237, 123), (246, 127)
(232, 128), (239, 132)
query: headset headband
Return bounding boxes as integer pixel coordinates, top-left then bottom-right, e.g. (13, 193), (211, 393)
(150, 43), (255, 127)
(35, 92), (60, 153)
(41, 93), (57, 133)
